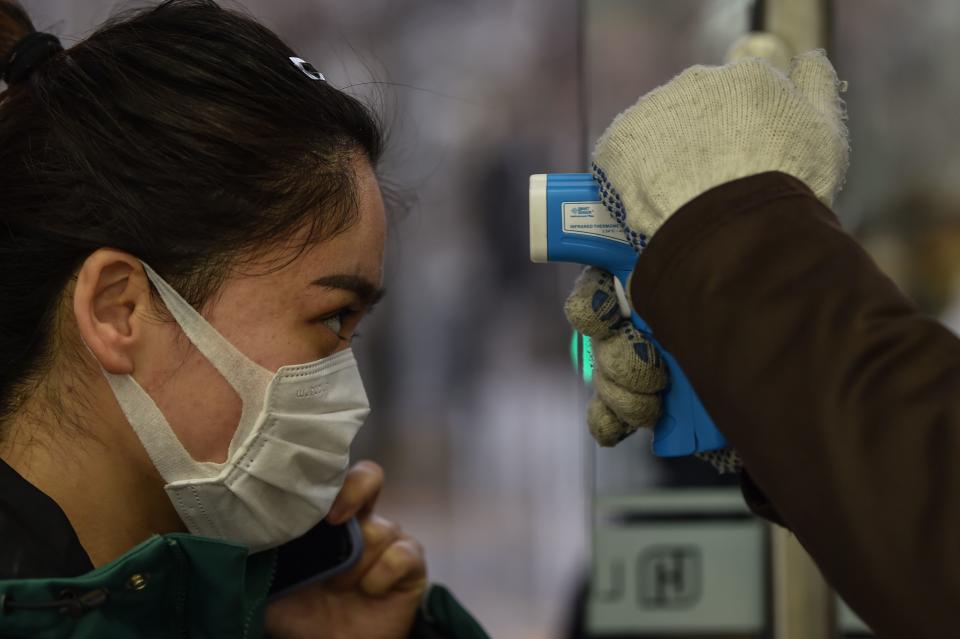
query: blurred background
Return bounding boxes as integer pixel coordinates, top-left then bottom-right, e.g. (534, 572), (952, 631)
(24, 0), (960, 637)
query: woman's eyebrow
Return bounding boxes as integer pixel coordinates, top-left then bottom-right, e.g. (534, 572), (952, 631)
(310, 274), (387, 306)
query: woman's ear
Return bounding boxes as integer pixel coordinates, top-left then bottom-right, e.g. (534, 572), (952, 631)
(73, 249), (152, 375)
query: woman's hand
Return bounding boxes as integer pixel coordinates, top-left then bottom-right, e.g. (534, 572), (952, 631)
(265, 461), (427, 639)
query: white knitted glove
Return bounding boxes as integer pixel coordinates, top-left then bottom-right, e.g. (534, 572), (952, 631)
(564, 268), (668, 446)
(592, 50), (849, 250)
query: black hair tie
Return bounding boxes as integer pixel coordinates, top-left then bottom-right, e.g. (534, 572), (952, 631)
(2, 31), (63, 85)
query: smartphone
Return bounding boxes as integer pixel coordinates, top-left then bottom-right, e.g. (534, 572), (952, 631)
(268, 518), (364, 601)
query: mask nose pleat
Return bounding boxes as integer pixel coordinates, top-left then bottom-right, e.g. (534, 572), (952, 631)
(264, 409), (369, 450)
(242, 434), (352, 489)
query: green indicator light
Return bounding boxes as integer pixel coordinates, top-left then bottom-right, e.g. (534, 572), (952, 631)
(569, 331), (594, 385)
(583, 333), (593, 384)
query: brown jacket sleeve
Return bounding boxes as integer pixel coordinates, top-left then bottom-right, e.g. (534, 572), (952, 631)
(630, 171), (960, 638)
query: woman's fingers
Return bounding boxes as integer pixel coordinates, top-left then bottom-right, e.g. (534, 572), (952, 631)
(329, 515), (426, 598)
(359, 537), (427, 597)
(326, 460), (385, 525)
(329, 514), (404, 585)
(324, 462), (428, 600)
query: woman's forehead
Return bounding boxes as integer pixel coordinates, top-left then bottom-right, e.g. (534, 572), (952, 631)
(302, 161), (386, 282)
(240, 169), (386, 293)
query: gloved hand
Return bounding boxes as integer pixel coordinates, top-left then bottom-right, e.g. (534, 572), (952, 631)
(591, 50), (849, 251)
(564, 267), (668, 446)
(565, 269), (743, 469)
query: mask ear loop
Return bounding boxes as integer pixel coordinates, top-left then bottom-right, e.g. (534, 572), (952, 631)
(94, 342), (215, 481)
(140, 262), (273, 398)
(140, 262), (275, 458)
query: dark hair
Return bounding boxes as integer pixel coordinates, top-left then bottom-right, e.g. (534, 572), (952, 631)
(0, 0), (383, 424)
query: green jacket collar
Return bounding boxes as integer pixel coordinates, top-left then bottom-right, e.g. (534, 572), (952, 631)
(0, 533), (277, 639)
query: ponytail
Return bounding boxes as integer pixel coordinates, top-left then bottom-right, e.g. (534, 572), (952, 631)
(0, 1), (33, 61)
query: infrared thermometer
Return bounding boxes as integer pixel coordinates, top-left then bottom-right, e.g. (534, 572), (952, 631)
(529, 173), (726, 456)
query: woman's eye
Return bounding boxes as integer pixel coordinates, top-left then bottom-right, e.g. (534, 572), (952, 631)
(316, 310), (363, 339)
(314, 308), (366, 343)
(320, 314), (343, 335)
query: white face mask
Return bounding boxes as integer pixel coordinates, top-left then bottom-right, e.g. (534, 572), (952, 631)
(102, 262), (370, 552)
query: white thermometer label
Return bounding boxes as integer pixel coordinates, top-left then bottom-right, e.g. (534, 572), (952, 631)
(562, 201), (631, 245)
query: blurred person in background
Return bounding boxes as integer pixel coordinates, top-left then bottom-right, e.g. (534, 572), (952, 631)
(0, 1), (489, 637)
(565, 50), (960, 637)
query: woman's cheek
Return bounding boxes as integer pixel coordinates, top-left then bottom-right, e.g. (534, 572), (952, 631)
(144, 349), (244, 464)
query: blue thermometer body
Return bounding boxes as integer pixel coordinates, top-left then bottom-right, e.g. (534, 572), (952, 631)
(529, 173), (726, 456)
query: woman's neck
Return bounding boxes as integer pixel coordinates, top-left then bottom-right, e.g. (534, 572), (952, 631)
(0, 392), (185, 568)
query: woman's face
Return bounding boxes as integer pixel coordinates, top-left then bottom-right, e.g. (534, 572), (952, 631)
(134, 156), (386, 463)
